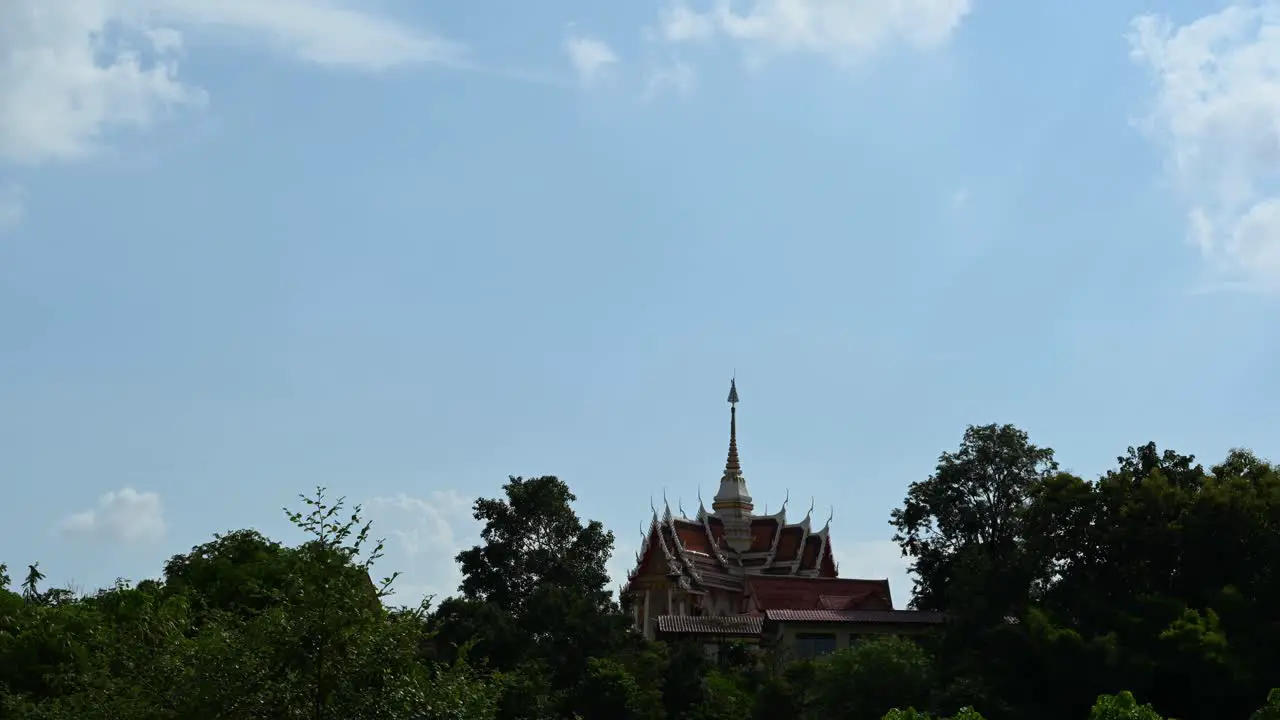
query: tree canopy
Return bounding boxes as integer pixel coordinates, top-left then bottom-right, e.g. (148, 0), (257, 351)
(2, 427), (1279, 719)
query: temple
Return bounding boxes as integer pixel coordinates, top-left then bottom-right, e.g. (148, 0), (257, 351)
(621, 379), (942, 657)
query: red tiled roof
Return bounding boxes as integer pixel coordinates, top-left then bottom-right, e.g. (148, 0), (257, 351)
(673, 519), (713, 555)
(748, 518), (778, 552)
(817, 594), (857, 610)
(747, 576), (893, 611)
(763, 609), (944, 624)
(774, 526), (803, 562)
(820, 542), (837, 576)
(656, 614), (764, 635)
(799, 534), (823, 571)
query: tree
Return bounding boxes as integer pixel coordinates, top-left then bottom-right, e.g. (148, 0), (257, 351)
(890, 425), (1072, 720)
(161, 528), (295, 620)
(456, 476), (614, 614)
(1251, 689), (1280, 720)
(1022, 444), (1280, 720)
(891, 424), (1058, 618)
(21, 563), (46, 604)
(1088, 692), (1165, 720)
(1, 487), (499, 720)
(809, 636), (935, 720)
(443, 475), (634, 719)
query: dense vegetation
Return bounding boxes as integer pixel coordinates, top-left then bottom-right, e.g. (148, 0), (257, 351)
(2, 424), (1279, 719)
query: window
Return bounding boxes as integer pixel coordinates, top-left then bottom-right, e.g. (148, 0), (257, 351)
(793, 633), (837, 659)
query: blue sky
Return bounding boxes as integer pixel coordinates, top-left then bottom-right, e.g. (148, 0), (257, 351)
(3, 0), (1280, 608)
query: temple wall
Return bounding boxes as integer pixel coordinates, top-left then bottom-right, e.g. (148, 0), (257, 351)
(702, 588), (742, 617)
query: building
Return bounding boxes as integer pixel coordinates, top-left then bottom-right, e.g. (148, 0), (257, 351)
(622, 380), (942, 658)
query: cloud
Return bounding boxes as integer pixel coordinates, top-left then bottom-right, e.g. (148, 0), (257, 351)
(644, 60), (697, 100)
(58, 488), (167, 544)
(365, 490), (479, 606)
(565, 35), (619, 86)
(0, 182), (25, 232)
(1130, 4), (1280, 291)
(657, 0), (971, 67)
(0, 0), (462, 165)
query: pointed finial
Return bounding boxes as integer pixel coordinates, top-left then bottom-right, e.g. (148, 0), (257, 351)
(826, 506), (834, 526)
(678, 497), (686, 517)
(807, 497), (815, 518)
(723, 378), (742, 478)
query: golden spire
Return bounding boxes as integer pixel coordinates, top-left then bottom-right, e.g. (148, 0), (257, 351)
(724, 377), (741, 478)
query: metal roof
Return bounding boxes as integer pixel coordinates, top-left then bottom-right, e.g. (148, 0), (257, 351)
(762, 609), (944, 624)
(655, 614), (764, 635)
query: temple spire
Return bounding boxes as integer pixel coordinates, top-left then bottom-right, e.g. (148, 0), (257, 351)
(724, 377), (741, 478)
(712, 377), (754, 528)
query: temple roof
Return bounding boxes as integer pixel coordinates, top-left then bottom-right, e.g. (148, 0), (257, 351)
(623, 380), (871, 603)
(656, 614), (763, 636)
(762, 609), (943, 624)
(624, 501), (850, 599)
(745, 576), (893, 612)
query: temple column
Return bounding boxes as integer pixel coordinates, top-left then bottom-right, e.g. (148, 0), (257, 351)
(666, 587), (673, 616)
(642, 589), (652, 640)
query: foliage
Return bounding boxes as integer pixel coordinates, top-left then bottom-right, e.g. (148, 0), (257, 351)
(3, 429), (1280, 720)
(1087, 692), (1165, 720)
(810, 636), (936, 720)
(1251, 690), (1280, 720)
(0, 488), (496, 719)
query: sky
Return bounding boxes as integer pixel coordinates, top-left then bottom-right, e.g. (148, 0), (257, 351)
(3, 0), (1280, 610)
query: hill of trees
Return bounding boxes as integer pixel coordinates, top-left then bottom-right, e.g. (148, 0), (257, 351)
(2, 423), (1279, 719)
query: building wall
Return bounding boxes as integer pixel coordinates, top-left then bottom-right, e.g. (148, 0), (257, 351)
(702, 587), (741, 616)
(766, 622), (936, 659)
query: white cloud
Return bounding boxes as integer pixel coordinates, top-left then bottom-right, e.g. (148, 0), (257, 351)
(365, 490), (479, 606)
(657, 0), (971, 67)
(0, 182), (25, 232)
(565, 35), (619, 87)
(0, 0), (462, 165)
(661, 5), (717, 42)
(644, 60), (697, 100)
(1130, 4), (1280, 291)
(58, 487), (167, 544)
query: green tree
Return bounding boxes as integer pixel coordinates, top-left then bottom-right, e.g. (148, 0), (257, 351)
(810, 636), (935, 720)
(1025, 444), (1280, 719)
(21, 563), (45, 604)
(1088, 691), (1165, 720)
(1, 487), (499, 720)
(435, 476), (640, 719)
(891, 424), (1057, 618)
(456, 476), (614, 615)
(890, 425), (1061, 719)
(1251, 689), (1280, 720)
